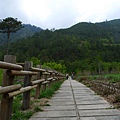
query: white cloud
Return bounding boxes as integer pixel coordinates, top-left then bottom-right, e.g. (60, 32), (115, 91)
(21, 0), (51, 21)
(1, 0), (120, 29)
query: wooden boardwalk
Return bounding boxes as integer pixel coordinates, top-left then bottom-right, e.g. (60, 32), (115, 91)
(29, 78), (120, 120)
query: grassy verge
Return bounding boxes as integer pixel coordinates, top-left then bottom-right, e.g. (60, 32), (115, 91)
(77, 74), (120, 109)
(39, 81), (63, 99)
(77, 73), (120, 83)
(12, 94), (34, 120)
(12, 80), (64, 120)
(0, 69), (64, 119)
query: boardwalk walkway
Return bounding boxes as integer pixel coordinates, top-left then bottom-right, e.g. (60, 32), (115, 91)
(30, 78), (120, 120)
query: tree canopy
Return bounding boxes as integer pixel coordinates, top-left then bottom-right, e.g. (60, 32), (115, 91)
(0, 17), (23, 54)
(0, 19), (120, 74)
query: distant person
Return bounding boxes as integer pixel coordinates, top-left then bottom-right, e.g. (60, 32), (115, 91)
(66, 73), (69, 79)
(71, 72), (74, 79)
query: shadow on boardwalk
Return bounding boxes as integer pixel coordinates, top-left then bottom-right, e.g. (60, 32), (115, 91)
(29, 78), (120, 120)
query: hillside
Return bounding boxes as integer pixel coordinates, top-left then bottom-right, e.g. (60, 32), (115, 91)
(58, 22), (110, 40)
(96, 19), (120, 43)
(0, 24), (43, 45)
(0, 19), (120, 74)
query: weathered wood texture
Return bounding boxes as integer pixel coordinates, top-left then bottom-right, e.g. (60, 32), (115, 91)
(22, 61), (33, 110)
(0, 55), (16, 120)
(0, 55), (65, 120)
(0, 84), (21, 95)
(0, 61), (23, 70)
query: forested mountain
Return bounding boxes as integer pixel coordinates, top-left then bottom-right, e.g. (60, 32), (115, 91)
(0, 19), (120, 74)
(96, 19), (120, 43)
(0, 24), (43, 45)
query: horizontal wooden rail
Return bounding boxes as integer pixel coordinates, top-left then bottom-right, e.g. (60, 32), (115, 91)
(47, 70), (54, 73)
(47, 77), (53, 81)
(0, 84), (21, 94)
(0, 55), (65, 120)
(31, 79), (45, 85)
(0, 61), (23, 70)
(16, 63), (25, 66)
(30, 67), (46, 72)
(42, 81), (49, 85)
(52, 79), (56, 81)
(43, 71), (50, 75)
(7, 70), (38, 76)
(54, 77), (58, 80)
(6, 85), (38, 98)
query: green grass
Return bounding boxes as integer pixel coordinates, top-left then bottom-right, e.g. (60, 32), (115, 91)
(104, 74), (120, 83)
(12, 110), (33, 120)
(12, 94), (34, 120)
(34, 107), (43, 112)
(12, 80), (64, 120)
(78, 73), (120, 83)
(0, 68), (64, 120)
(39, 81), (63, 98)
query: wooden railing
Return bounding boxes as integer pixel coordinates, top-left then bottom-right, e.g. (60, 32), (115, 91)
(0, 55), (65, 120)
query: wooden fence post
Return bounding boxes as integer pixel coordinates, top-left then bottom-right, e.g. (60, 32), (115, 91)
(22, 61), (32, 110)
(35, 65), (42, 99)
(48, 73), (52, 88)
(0, 55), (16, 120)
(43, 73), (47, 91)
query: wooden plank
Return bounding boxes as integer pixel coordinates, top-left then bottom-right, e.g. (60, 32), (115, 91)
(43, 71), (50, 75)
(30, 67), (45, 72)
(0, 84), (21, 95)
(42, 81), (49, 85)
(22, 61), (32, 110)
(0, 61), (23, 70)
(6, 85), (37, 98)
(35, 65), (43, 99)
(47, 77), (53, 81)
(7, 70), (37, 76)
(31, 79), (45, 85)
(0, 55), (16, 120)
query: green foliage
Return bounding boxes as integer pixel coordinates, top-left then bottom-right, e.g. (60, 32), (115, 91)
(30, 57), (41, 67)
(0, 24), (42, 46)
(12, 94), (34, 120)
(39, 81), (63, 98)
(0, 17), (22, 33)
(114, 94), (120, 103)
(43, 62), (66, 73)
(105, 74), (120, 83)
(12, 95), (22, 113)
(0, 17), (23, 54)
(1, 19), (120, 73)
(12, 81), (63, 120)
(12, 110), (33, 120)
(34, 107), (43, 112)
(78, 74), (120, 83)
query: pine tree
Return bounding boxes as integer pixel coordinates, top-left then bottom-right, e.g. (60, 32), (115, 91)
(0, 17), (23, 54)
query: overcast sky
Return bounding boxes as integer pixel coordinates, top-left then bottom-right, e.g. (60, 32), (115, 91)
(1, 0), (120, 29)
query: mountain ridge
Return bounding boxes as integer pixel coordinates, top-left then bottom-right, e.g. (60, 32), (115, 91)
(0, 24), (43, 45)
(0, 18), (120, 73)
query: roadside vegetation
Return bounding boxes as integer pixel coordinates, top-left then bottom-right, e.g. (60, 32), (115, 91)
(12, 80), (63, 120)
(76, 73), (120, 109)
(39, 81), (63, 99)
(77, 73), (120, 83)
(0, 68), (64, 120)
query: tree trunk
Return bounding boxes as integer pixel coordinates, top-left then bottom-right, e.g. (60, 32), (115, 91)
(7, 32), (10, 55)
